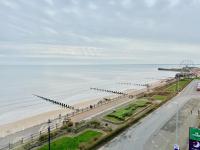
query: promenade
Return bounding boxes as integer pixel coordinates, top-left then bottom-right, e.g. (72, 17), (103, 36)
(0, 79), (170, 149)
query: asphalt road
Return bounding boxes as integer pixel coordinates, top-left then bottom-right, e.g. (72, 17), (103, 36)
(99, 80), (200, 150)
(144, 97), (200, 150)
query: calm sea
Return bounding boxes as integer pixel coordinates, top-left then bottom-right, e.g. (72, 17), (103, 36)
(0, 64), (177, 125)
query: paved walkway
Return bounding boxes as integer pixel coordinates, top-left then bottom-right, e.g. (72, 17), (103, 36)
(100, 80), (199, 150)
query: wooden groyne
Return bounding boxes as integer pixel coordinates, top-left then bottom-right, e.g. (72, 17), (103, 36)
(117, 82), (149, 87)
(90, 87), (128, 95)
(33, 94), (75, 110)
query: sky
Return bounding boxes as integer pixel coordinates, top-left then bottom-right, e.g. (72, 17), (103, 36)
(0, 0), (200, 64)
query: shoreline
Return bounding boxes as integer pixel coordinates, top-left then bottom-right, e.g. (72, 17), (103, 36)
(0, 78), (173, 138)
(0, 98), (99, 137)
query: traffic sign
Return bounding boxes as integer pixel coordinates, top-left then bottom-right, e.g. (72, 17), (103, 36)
(189, 127), (200, 150)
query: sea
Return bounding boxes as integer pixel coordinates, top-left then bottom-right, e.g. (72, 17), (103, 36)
(0, 64), (177, 125)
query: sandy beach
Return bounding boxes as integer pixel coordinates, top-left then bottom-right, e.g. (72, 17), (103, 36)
(0, 79), (171, 138)
(0, 99), (99, 137)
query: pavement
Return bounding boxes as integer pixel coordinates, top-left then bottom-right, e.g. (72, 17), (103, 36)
(99, 80), (200, 150)
(0, 89), (145, 149)
(144, 97), (200, 150)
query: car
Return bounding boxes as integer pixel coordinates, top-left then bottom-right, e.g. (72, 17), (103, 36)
(174, 144), (180, 150)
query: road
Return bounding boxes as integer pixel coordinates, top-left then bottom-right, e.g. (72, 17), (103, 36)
(144, 97), (200, 150)
(99, 80), (200, 150)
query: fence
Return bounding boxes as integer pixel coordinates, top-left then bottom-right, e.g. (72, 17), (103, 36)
(0, 94), (130, 150)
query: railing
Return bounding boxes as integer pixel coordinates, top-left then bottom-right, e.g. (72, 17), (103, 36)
(0, 94), (130, 150)
(0, 119), (63, 150)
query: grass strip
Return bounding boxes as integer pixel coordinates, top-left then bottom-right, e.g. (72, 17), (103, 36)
(38, 130), (102, 150)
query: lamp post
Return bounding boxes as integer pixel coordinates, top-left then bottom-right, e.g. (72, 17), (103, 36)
(48, 119), (51, 150)
(176, 76), (180, 92)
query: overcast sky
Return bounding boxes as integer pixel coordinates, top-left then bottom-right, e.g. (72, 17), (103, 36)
(0, 0), (200, 64)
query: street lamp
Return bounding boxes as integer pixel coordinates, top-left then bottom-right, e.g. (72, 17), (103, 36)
(176, 76), (180, 92)
(48, 119), (51, 150)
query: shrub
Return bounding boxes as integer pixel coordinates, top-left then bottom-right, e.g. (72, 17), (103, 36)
(38, 131), (58, 142)
(68, 121), (73, 127)
(125, 111), (133, 117)
(75, 122), (79, 127)
(103, 126), (112, 132)
(23, 143), (32, 150)
(39, 134), (48, 142)
(79, 143), (86, 150)
(67, 128), (73, 133)
(60, 125), (68, 130)
(93, 137), (99, 141)
(89, 120), (101, 128)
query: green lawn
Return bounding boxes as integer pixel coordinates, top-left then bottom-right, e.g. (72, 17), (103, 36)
(104, 115), (123, 124)
(105, 99), (149, 122)
(152, 95), (167, 101)
(38, 130), (102, 150)
(134, 99), (150, 107)
(166, 79), (191, 92)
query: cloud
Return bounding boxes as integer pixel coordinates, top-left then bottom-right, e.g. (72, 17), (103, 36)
(62, 7), (80, 15)
(0, 0), (20, 9)
(88, 2), (98, 10)
(121, 0), (132, 8)
(1, 0), (200, 44)
(0, 0), (200, 63)
(167, 0), (180, 7)
(145, 0), (157, 7)
(44, 0), (54, 6)
(44, 9), (57, 17)
(43, 26), (58, 34)
(108, 0), (116, 5)
(0, 43), (105, 57)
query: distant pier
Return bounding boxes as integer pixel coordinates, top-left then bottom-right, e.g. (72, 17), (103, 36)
(158, 68), (183, 72)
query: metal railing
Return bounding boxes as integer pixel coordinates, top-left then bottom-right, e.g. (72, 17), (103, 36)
(0, 94), (129, 150)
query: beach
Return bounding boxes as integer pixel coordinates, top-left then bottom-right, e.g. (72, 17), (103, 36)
(0, 98), (99, 137)
(0, 64), (177, 126)
(0, 78), (171, 138)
